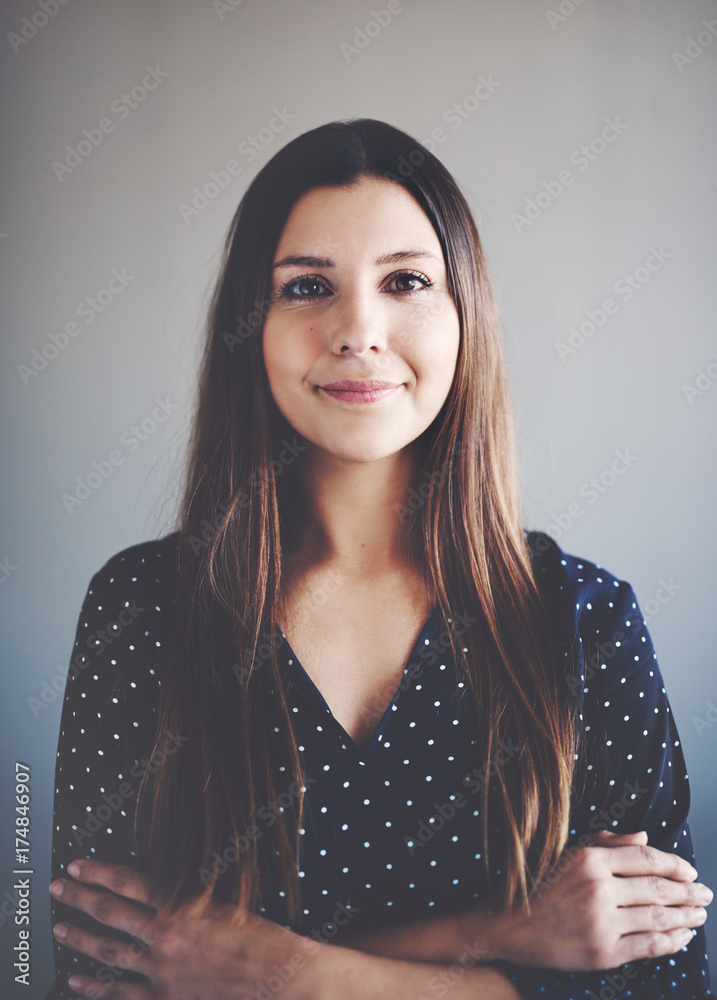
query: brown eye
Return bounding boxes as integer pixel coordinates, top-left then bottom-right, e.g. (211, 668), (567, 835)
(390, 271), (433, 294)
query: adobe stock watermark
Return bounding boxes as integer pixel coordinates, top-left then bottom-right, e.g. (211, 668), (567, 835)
(0, 886), (25, 930)
(682, 350), (717, 405)
(255, 928), (487, 1000)
(584, 960), (656, 1000)
(398, 609), (479, 698)
(73, 936), (153, 999)
(545, 0), (588, 31)
(565, 578), (681, 697)
(439, 75), (502, 132)
(198, 777), (317, 888)
(222, 296), (274, 352)
(415, 939), (490, 999)
(511, 116), (629, 234)
(178, 107), (295, 224)
(302, 899), (360, 946)
(532, 777), (649, 899)
(51, 66), (169, 181)
(340, 0), (414, 63)
(639, 577), (682, 624)
(61, 397), (180, 514)
(380, 75), (501, 171)
(394, 440), (470, 523)
(244, 898), (360, 998)
(542, 448), (638, 540)
(672, 18), (717, 73)
(27, 599), (146, 717)
(347, 608), (477, 743)
(352, 256), (449, 373)
(187, 437), (307, 555)
(72, 729), (189, 846)
(341, 608), (478, 745)
(692, 702), (717, 738)
(234, 569), (346, 682)
(233, 629), (287, 683)
(403, 738), (522, 856)
(291, 929), (488, 1000)
(213, 0), (243, 21)
(316, 601), (466, 747)
(17, 267), (136, 385)
(7, 0), (71, 54)
(554, 246), (673, 362)
(0, 557), (18, 585)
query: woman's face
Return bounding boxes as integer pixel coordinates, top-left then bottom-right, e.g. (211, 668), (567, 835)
(262, 175), (461, 464)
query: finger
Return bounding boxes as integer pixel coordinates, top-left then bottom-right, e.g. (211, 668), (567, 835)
(590, 829), (647, 840)
(65, 972), (154, 999)
(618, 902), (707, 937)
(50, 878), (155, 943)
(589, 830), (648, 847)
(594, 844), (698, 882)
(613, 926), (696, 966)
(66, 859), (161, 908)
(53, 921), (152, 976)
(614, 875), (713, 908)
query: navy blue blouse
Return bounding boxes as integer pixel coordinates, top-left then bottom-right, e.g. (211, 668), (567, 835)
(46, 529), (712, 998)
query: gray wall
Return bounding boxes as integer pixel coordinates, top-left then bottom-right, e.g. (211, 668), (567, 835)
(1, 0), (715, 993)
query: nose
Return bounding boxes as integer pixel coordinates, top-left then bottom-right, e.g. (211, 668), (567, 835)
(327, 284), (389, 357)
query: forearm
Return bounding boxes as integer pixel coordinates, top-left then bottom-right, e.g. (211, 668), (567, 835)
(332, 902), (499, 966)
(317, 940), (521, 1000)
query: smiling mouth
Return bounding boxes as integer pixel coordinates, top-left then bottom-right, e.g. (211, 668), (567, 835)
(318, 380), (402, 404)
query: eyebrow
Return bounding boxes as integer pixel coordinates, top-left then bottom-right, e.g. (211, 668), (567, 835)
(271, 249), (443, 270)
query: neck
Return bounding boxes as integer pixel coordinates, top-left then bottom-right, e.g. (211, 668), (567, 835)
(284, 440), (425, 579)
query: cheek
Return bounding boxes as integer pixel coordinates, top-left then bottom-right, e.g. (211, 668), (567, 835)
(416, 330), (460, 396)
(262, 325), (289, 384)
(263, 327), (310, 397)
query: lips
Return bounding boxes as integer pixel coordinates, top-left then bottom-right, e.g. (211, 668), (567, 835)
(318, 379), (402, 404)
(320, 380), (400, 391)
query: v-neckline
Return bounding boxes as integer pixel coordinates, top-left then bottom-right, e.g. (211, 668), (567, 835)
(277, 608), (439, 759)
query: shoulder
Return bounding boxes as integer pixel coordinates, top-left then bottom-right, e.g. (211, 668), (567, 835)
(69, 531), (181, 686)
(524, 528), (626, 598)
(523, 529), (652, 698)
(79, 531), (181, 629)
(523, 528), (636, 625)
(56, 538), (183, 845)
(86, 531), (180, 596)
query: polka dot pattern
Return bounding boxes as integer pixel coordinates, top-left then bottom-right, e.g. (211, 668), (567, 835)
(492, 533), (713, 998)
(45, 530), (712, 998)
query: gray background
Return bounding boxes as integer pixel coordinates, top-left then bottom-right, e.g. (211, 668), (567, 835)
(1, 0), (715, 994)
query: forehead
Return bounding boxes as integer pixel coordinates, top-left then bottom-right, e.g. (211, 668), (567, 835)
(273, 177), (442, 260)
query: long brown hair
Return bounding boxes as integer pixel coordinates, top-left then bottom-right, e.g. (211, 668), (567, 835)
(135, 117), (580, 926)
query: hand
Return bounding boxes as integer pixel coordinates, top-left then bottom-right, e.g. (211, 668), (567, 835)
(485, 830), (712, 971)
(49, 858), (326, 999)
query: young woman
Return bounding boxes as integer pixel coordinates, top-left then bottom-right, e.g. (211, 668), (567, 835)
(46, 118), (712, 999)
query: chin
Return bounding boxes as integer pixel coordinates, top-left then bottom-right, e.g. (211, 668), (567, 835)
(315, 434), (408, 464)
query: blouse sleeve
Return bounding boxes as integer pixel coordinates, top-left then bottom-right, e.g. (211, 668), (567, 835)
(491, 562), (713, 999)
(44, 549), (164, 999)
